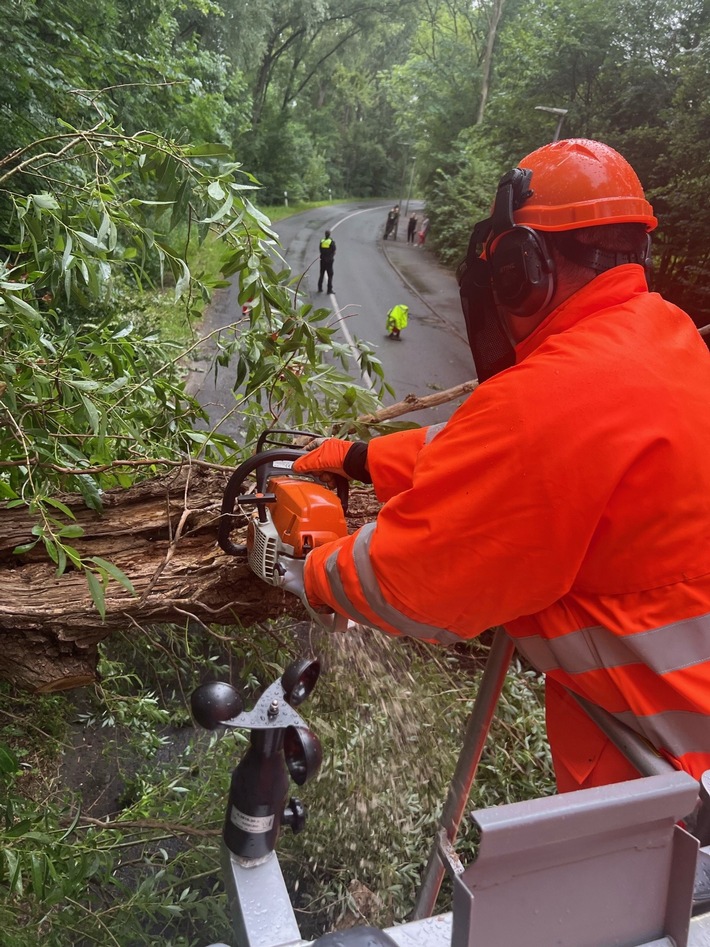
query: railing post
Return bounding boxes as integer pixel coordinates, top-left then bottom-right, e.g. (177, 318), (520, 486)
(411, 629), (515, 920)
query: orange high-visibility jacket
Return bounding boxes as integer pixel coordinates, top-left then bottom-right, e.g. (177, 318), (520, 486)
(304, 266), (710, 788)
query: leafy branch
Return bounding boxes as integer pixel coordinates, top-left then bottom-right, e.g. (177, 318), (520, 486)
(1, 118), (389, 610)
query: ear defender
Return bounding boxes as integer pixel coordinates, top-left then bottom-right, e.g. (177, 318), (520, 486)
(486, 167), (556, 319)
(488, 227), (556, 318)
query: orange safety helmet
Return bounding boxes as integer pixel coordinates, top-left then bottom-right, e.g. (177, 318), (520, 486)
(512, 138), (657, 232)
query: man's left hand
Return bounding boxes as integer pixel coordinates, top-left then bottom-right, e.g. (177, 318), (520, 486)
(276, 555), (306, 598)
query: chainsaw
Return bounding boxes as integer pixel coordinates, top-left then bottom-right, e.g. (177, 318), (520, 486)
(218, 430), (350, 628)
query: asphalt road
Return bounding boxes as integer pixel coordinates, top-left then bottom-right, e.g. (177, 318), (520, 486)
(188, 201), (475, 436)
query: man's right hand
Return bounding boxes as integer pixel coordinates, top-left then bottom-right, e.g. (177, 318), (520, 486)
(293, 438), (370, 484)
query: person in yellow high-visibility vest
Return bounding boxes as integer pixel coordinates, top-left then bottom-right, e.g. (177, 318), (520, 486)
(317, 230), (336, 294)
(386, 303), (409, 340)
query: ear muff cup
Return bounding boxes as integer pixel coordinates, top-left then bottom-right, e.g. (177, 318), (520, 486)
(489, 227), (555, 318)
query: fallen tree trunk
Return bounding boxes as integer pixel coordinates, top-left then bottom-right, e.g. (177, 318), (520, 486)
(0, 465), (380, 693)
(0, 378), (469, 694)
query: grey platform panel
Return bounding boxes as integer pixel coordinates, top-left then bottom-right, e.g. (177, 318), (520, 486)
(452, 772), (699, 947)
(384, 914), (453, 947)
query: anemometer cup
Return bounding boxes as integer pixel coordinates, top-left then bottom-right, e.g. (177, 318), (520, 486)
(190, 681), (244, 730)
(282, 657), (320, 706)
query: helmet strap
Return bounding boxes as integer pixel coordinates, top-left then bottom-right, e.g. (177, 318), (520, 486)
(554, 233), (653, 280)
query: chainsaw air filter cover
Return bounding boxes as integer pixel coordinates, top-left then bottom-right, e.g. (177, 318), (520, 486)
(266, 476), (349, 557)
(247, 514), (281, 580)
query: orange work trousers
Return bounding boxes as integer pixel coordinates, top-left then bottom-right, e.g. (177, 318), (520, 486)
(545, 678), (644, 792)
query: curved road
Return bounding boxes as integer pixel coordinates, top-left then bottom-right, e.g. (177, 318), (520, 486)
(189, 201), (474, 436)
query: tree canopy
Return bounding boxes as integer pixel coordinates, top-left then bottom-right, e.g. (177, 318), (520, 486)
(4, 0), (710, 314)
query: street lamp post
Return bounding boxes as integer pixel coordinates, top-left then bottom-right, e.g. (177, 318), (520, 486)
(535, 105), (568, 143)
(395, 142), (413, 239)
(404, 157), (417, 217)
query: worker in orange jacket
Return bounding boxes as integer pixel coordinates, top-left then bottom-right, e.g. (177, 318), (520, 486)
(283, 139), (710, 793)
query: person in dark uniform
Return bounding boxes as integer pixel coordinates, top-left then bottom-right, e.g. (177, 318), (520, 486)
(407, 212), (418, 243)
(317, 230), (336, 294)
(384, 207), (397, 240)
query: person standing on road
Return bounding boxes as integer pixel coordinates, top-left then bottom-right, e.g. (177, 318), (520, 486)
(284, 138), (710, 794)
(407, 213), (418, 244)
(317, 230), (336, 294)
(384, 206), (397, 240)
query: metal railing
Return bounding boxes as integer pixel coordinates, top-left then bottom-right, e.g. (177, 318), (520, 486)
(411, 627), (678, 920)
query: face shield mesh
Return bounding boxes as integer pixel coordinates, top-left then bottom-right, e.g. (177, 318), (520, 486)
(458, 253), (515, 383)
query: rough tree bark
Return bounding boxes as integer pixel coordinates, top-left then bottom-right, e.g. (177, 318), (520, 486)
(0, 464), (380, 693)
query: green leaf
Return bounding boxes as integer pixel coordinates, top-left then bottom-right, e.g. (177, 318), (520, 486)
(55, 543), (67, 577)
(32, 193), (60, 211)
(62, 544), (82, 568)
(3, 292), (40, 320)
(4, 819), (37, 839)
(59, 804), (82, 842)
(201, 192), (234, 224)
(80, 393), (100, 435)
(85, 569), (106, 620)
(183, 143), (231, 156)
(174, 261), (190, 300)
(88, 557), (136, 596)
(102, 375), (129, 394)
(4, 848), (23, 896)
(62, 232), (73, 271)
(207, 181), (226, 201)
(0, 743), (19, 776)
(43, 497), (76, 520)
(12, 540), (39, 556)
(75, 231), (103, 251)
(30, 852), (46, 899)
(69, 378), (101, 391)
(56, 525), (85, 539)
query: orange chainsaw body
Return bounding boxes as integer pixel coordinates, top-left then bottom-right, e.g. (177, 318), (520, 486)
(253, 476), (348, 558)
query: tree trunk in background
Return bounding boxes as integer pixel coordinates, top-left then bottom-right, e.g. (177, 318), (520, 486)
(0, 467), (379, 693)
(477, 0), (506, 125)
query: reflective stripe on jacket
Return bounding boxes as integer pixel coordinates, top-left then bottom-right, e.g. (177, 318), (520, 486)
(304, 265), (710, 781)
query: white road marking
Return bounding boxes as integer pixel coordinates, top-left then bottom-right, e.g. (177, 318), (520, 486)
(323, 206), (387, 392)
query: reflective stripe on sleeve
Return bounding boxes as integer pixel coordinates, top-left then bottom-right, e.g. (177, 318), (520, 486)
(424, 423), (446, 444)
(514, 611), (710, 676)
(324, 523), (460, 644)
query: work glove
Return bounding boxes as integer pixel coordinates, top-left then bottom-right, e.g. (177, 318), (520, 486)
(276, 554), (349, 633)
(276, 555), (306, 599)
(293, 438), (371, 485)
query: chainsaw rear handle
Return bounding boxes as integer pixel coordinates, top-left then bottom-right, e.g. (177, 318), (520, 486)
(218, 448), (349, 557)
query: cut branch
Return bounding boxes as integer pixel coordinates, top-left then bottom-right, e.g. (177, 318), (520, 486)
(358, 378), (478, 423)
